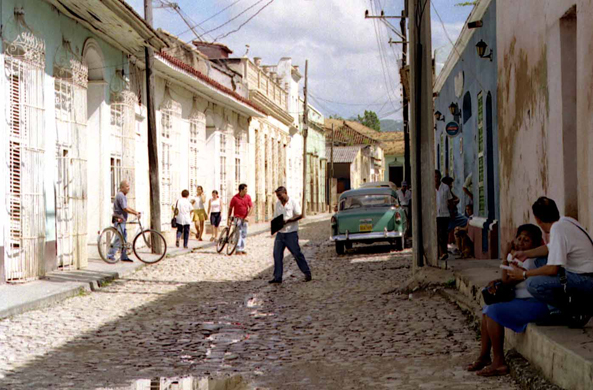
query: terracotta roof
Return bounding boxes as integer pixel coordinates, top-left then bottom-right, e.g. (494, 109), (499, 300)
(156, 51), (266, 115)
(327, 145), (364, 163)
(324, 119), (379, 146)
(376, 132), (405, 155)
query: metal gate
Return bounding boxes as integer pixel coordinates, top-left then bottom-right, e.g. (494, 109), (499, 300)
(3, 15), (46, 281)
(54, 40), (88, 269)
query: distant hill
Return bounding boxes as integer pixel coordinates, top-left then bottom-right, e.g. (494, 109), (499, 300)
(380, 119), (403, 132)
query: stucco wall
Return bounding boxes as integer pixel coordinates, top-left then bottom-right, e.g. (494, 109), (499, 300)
(497, 0), (591, 245)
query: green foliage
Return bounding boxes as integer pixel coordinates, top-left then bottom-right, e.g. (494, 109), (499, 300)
(356, 110), (381, 131)
(329, 114), (343, 119)
(455, 1), (478, 6)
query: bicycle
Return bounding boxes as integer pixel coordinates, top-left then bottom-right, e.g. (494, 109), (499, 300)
(97, 214), (167, 264)
(216, 216), (241, 255)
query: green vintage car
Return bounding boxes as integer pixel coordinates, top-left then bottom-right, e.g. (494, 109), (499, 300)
(330, 187), (407, 255)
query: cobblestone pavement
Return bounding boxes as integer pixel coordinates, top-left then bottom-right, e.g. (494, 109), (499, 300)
(0, 218), (519, 389)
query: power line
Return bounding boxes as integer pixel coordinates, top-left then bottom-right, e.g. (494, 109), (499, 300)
(176, 0), (244, 39)
(309, 93), (391, 107)
(201, 0), (267, 36)
(214, 0), (275, 41)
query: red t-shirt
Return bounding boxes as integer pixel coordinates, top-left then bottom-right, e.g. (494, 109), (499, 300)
(230, 194), (253, 219)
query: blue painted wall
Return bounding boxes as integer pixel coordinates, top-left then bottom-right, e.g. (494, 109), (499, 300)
(434, 0), (499, 223)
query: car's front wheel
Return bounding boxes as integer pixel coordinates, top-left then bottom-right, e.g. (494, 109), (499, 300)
(336, 241), (345, 255)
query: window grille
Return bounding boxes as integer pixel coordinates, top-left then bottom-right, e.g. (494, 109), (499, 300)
(189, 121), (199, 196)
(220, 133), (228, 205)
(3, 24), (47, 281)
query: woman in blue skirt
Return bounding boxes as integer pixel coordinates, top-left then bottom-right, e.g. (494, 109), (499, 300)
(467, 224), (550, 377)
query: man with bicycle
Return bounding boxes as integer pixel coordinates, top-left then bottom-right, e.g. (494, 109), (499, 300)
(109, 180), (140, 262)
(228, 183), (252, 255)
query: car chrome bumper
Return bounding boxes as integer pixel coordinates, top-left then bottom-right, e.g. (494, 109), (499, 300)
(330, 231), (403, 241)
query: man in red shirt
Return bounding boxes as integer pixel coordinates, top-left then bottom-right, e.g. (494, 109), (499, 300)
(228, 183), (253, 255)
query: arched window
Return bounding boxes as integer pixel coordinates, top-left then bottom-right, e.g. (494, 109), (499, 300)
(463, 92), (472, 124)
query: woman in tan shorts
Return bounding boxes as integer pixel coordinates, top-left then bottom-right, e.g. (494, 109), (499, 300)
(192, 185), (207, 241)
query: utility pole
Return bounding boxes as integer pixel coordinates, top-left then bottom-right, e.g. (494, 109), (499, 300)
(144, 0), (162, 252)
(330, 123), (335, 209)
(408, 0), (437, 268)
(400, 9), (411, 185)
(302, 60), (308, 217)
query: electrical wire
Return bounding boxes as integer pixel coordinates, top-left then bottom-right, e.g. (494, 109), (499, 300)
(176, 0), (245, 39)
(201, 0), (267, 36)
(309, 93), (391, 107)
(214, 0), (275, 41)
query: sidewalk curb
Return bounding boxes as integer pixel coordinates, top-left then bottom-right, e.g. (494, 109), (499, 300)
(0, 214), (330, 320)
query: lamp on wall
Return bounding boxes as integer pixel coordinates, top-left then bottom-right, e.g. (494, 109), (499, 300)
(449, 102), (459, 116)
(476, 39), (493, 61)
(434, 111), (445, 122)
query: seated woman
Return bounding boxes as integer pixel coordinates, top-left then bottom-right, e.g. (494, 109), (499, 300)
(467, 224), (550, 377)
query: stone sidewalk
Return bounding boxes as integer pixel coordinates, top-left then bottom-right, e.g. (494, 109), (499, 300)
(0, 213), (330, 320)
(443, 259), (593, 390)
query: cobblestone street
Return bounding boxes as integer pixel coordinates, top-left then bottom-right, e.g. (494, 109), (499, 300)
(0, 218), (518, 389)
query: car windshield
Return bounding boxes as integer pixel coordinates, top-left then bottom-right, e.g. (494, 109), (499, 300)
(339, 194), (397, 210)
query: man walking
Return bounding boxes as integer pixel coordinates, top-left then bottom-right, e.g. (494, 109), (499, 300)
(435, 170), (452, 261)
(109, 180), (140, 262)
(228, 183), (252, 255)
(269, 186), (312, 284)
(396, 181), (412, 236)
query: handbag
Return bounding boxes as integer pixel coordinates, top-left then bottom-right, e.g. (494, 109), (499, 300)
(481, 279), (515, 305)
(171, 200), (179, 229)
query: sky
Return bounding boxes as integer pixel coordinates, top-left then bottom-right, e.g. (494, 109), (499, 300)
(127, 0), (473, 121)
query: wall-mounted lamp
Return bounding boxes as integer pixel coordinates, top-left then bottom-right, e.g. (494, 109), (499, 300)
(476, 39), (493, 61)
(449, 102), (460, 116)
(434, 111), (445, 122)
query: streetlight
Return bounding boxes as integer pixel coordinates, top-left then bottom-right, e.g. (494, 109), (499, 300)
(476, 39), (493, 61)
(434, 111), (445, 122)
(449, 102), (459, 116)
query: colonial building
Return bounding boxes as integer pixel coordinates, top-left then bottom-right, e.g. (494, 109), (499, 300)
(433, 0), (499, 258)
(217, 54), (302, 222)
(325, 119), (385, 198)
(0, 2), (264, 283)
(0, 0), (165, 283)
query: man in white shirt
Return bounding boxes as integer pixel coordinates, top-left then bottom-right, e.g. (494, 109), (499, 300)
(435, 170), (453, 261)
(509, 197), (593, 327)
(269, 186), (312, 284)
(397, 181), (412, 236)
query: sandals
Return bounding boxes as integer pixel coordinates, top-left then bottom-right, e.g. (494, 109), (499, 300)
(476, 365), (510, 377)
(466, 359), (491, 372)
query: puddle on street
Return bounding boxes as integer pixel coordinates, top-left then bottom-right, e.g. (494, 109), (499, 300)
(107, 374), (258, 390)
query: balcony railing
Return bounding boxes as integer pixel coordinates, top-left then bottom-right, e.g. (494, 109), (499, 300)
(246, 61), (288, 110)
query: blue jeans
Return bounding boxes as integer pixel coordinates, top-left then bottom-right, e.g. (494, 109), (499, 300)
(273, 232), (311, 281)
(108, 222), (129, 260)
(236, 219), (248, 252)
(526, 271), (593, 313)
(177, 224), (190, 247)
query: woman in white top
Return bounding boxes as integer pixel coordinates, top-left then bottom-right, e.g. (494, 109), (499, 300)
(175, 189), (193, 249)
(192, 186), (207, 241)
(207, 190), (223, 241)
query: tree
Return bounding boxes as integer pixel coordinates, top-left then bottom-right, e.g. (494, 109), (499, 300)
(329, 114), (343, 119)
(357, 110), (381, 131)
(455, 1), (478, 6)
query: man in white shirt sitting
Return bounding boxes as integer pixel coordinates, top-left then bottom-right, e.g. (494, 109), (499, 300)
(509, 197), (593, 327)
(269, 186), (312, 284)
(397, 181), (412, 236)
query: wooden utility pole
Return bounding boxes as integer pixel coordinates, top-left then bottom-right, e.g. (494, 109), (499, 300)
(144, 0), (162, 251)
(302, 60), (308, 217)
(330, 123), (335, 209)
(408, 0), (437, 268)
(400, 9), (411, 185)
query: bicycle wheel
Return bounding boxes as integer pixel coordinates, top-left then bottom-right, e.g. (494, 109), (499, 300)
(98, 227), (124, 264)
(133, 229), (167, 264)
(216, 227), (228, 253)
(226, 226), (238, 255)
